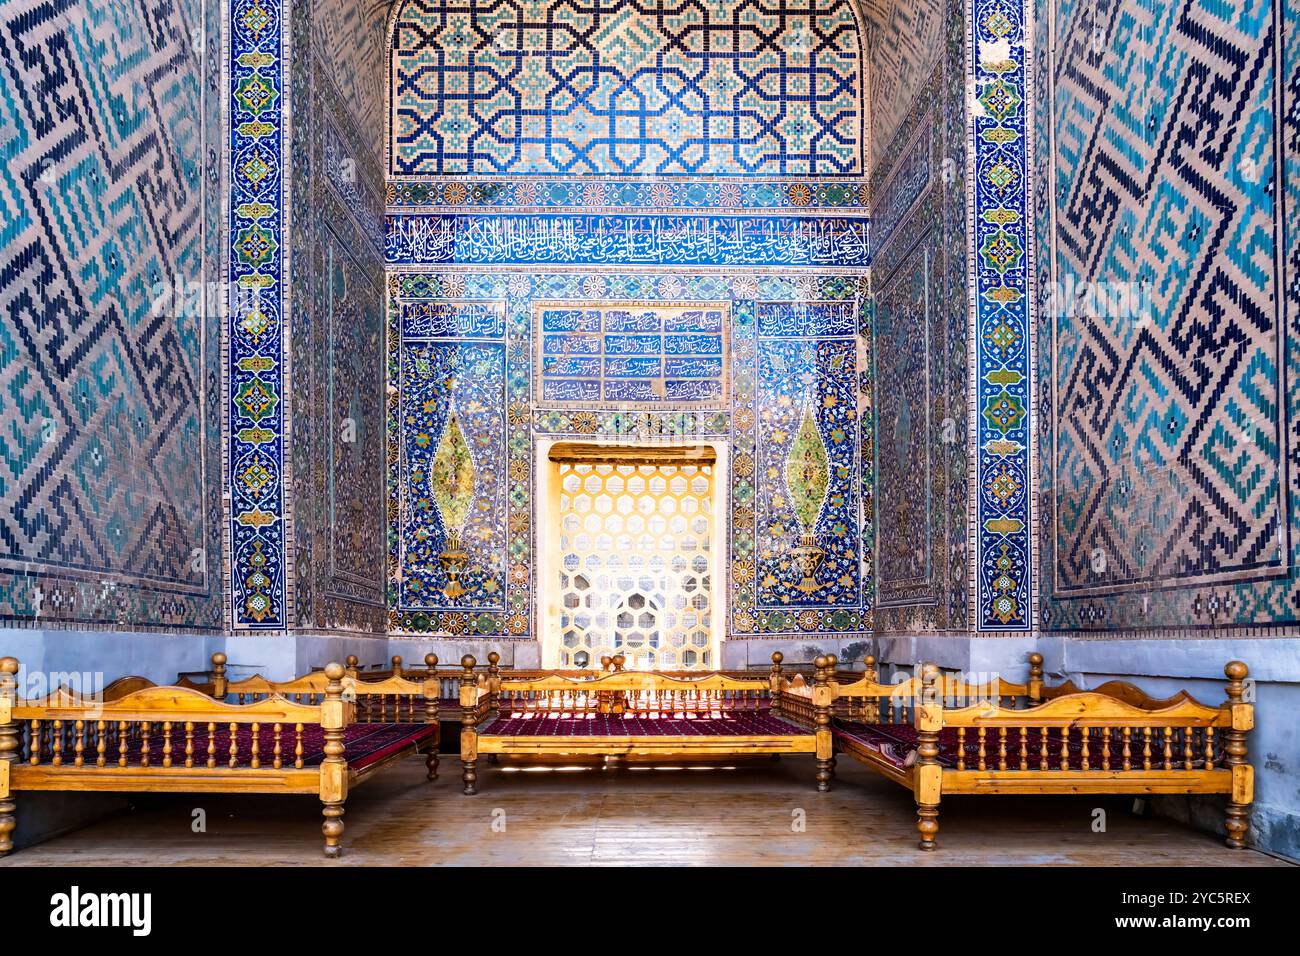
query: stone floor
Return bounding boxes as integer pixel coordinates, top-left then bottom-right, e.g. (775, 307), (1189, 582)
(2, 755), (1290, 866)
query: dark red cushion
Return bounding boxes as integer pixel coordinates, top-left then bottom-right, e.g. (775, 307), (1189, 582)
(832, 720), (1206, 772)
(482, 711), (805, 737)
(106, 722), (436, 772)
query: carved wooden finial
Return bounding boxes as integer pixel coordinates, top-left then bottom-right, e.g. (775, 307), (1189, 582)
(487, 651), (501, 678)
(600, 655), (612, 673)
(1225, 660), (1249, 697)
(864, 654), (878, 682)
(424, 653), (438, 674)
(1027, 651), (1044, 704)
(612, 654), (626, 673)
(345, 655), (359, 668)
(211, 652), (228, 700)
(461, 654), (476, 674)
(324, 661), (346, 689)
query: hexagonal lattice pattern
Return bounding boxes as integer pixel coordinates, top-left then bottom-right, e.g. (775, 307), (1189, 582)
(551, 461), (715, 670)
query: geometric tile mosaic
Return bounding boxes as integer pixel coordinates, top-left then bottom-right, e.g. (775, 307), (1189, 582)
(388, 0), (865, 177)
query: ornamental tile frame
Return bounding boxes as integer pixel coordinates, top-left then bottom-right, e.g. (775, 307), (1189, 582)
(967, 0), (1036, 632)
(226, 0), (294, 629)
(385, 271), (873, 642)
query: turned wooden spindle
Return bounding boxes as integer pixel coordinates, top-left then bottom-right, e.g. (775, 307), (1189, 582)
(914, 663), (942, 850)
(0, 657), (20, 856)
(460, 655), (480, 795)
(184, 721), (194, 768)
(425, 653), (438, 677)
(1027, 652), (1044, 705)
(211, 652), (228, 700)
(1223, 660), (1252, 849)
(272, 723), (283, 770)
(863, 655), (880, 723)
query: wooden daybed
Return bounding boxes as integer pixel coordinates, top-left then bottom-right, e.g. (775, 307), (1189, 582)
(0, 656), (440, 858)
(827, 653), (1255, 850)
(457, 652), (835, 794)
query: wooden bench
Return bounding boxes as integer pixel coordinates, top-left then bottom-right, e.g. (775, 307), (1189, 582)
(457, 652), (835, 794)
(829, 653), (1254, 850)
(364, 651), (866, 723)
(0, 657), (439, 858)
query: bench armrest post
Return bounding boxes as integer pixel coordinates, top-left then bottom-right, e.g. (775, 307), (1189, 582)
(914, 663), (943, 850)
(0, 657), (18, 856)
(813, 655), (835, 791)
(769, 652), (784, 717)
(1223, 660), (1253, 848)
(460, 656), (480, 795)
(319, 662), (349, 858)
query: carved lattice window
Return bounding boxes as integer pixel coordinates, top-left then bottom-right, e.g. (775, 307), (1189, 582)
(551, 460), (714, 670)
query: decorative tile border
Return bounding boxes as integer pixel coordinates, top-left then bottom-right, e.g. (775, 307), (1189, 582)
(227, 0), (290, 629)
(968, 0), (1033, 631)
(384, 214), (871, 268)
(387, 180), (870, 211)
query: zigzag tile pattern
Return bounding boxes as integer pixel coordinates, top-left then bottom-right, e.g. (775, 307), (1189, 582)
(0, 0), (220, 628)
(1039, 0), (1298, 630)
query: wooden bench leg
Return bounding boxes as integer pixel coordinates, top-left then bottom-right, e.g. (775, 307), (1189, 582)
(1225, 800), (1250, 849)
(0, 795), (15, 857)
(815, 755), (834, 792)
(916, 801), (939, 851)
(462, 757), (478, 795)
(322, 800), (345, 858)
(426, 749), (439, 780)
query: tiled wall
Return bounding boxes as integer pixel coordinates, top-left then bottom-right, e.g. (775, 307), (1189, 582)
(1035, 0), (1299, 635)
(866, 0), (973, 635)
(384, 0), (873, 651)
(0, 0), (223, 631)
(285, 1), (389, 633)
